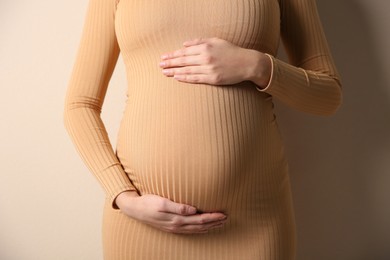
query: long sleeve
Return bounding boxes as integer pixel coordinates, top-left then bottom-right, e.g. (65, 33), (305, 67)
(257, 0), (342, 116)
(63, 0), (137, 209)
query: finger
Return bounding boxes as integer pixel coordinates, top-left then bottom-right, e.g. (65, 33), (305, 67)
(159, 199), (197, 216)
(160, 45), (201, 60)
(182, 37), (208, 47)
(170, 219), (227, 234)
(173, 73), (221, 85)
(159, 54), (204, 68)
(159, 225), (207, 235)
(162, 65), (204, 77)
(180, 212), (227, 225)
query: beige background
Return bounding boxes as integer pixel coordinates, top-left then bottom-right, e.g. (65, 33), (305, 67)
(1, 0), (389, 259)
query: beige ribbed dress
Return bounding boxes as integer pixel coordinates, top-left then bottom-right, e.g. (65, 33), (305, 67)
(64, 0), (342, 259)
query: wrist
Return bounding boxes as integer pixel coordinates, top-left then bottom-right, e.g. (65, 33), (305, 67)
(246, 50), (272, 89)
(115, 190), (139, 211)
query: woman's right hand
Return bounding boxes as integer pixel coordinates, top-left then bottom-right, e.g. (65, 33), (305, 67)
(115, 191), (228, 234)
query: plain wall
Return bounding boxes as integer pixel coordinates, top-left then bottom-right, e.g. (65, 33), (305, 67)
(1, 0), (389, 259)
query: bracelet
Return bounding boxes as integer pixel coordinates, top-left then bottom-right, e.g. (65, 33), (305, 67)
(255, 53), (274, 92)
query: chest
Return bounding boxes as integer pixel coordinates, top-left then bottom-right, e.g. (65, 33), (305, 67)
(115, 0), (281, 54)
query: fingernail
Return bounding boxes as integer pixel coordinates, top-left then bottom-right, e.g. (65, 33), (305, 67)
(173, 75), (183, 80)
(188, 207), (197, 214)
(161, 54), (168, 59)
(159, 61), (166, 67)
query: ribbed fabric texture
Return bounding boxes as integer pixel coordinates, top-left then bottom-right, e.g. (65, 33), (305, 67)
(63, 0), (341, 259)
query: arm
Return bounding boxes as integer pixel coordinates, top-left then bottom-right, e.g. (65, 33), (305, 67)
(63, 0), (137, 209)
(255, 0), (342, 116)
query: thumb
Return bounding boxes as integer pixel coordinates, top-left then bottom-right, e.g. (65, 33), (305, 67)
(182, 37), (207, 47)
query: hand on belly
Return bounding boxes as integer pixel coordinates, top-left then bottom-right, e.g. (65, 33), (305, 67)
(159, 37), (271, 87)
(115, 191), (228, 234)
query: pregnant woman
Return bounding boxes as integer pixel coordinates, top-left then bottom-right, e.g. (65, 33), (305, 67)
(64, 0), (342, 259)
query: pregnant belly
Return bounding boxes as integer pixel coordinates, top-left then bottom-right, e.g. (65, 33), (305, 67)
(116, 83), (281, 213)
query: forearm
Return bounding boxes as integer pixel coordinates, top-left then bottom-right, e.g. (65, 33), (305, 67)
(246, 49), (342, 116)
(64, 104), (137, 208)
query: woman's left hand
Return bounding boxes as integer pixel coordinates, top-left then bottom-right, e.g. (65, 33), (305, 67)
(159, 37), (269, 86)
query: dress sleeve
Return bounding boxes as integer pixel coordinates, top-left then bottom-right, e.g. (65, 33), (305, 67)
(256, 0), (343, 116)
(63, 0), (137, 209)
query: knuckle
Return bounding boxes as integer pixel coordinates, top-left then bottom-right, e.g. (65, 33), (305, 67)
(202, 42), (212, 52)
(208, 64), (216, 72)
(213, 74), (222, 84)
(171, 216), (183, 226)
(177, 205), (186, 215)
(178, 57), (186, 65)
(203, 55), (213, 64)
(191, 75), (200, 83)
(205, 42), (213, 49)
(169, 225), (180, 233)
